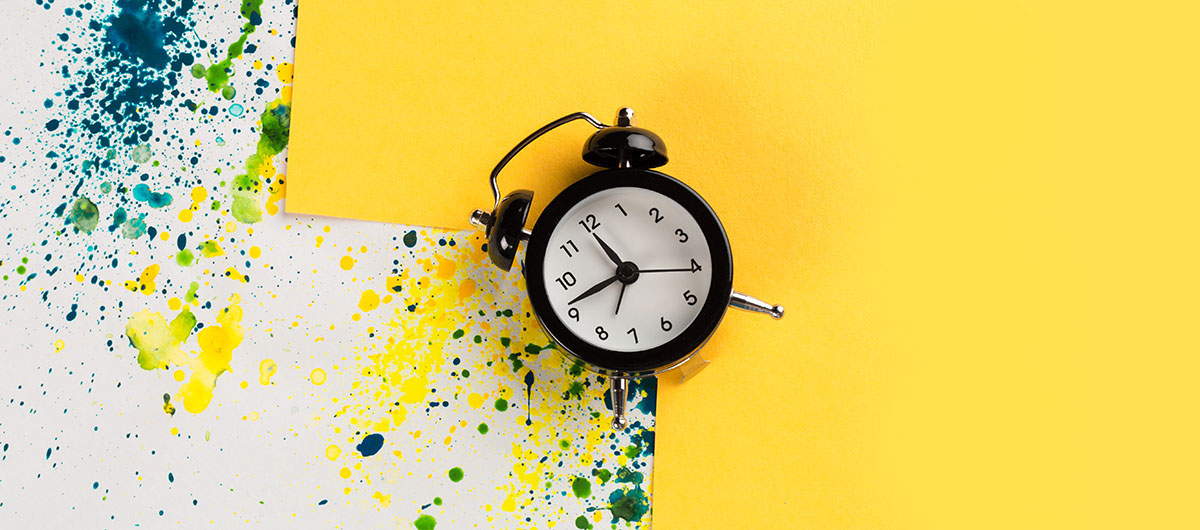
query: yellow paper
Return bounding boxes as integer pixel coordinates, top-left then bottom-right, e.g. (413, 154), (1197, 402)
(288, 0), (1200, 528)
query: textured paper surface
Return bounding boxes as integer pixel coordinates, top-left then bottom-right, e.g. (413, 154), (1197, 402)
(0, 1), (655, 527)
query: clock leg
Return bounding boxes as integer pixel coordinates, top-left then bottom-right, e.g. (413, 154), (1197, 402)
(729, 291), (785, 319)
(609, 375), (630, 430)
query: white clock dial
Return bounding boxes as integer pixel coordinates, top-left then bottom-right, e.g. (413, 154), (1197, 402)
(541, 187), (713, 352)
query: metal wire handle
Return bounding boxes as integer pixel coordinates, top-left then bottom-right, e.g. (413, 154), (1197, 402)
(488, 112), (608, 211)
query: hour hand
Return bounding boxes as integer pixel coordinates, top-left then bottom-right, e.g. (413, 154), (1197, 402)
(592, 233), (623, 266)
(568, 275), (619, 305)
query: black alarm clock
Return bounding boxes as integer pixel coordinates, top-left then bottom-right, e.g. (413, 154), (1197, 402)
(470, 108), (783, 429)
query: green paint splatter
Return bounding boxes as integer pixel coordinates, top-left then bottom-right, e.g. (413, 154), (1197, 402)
(433, 497), (442, 506)
(571, 476), (591, 498)
(185, 282), (200, 304)
(476, 422), (488, 435)
(608, 486), (649, 523)
(494, 398), (508, 412)
(127, 308), (196, 370)
(562, 381), (585, 400)
(176, 249), (195, 267)
(66, 197), (99, 233)
(201, 0), (263, 96)
(199, 240), (223, 257)
(452, 329), (464, 339)
(595, 469), (612, 484)
(231, 98), (290, 223)
(448, 467), (464, 482)
(413, 514), (437, 530)
(121, 214), (148, 239)
(623, 445), (641, 459)
(574, 515), (594, 529)
(131, 143), (151, 163)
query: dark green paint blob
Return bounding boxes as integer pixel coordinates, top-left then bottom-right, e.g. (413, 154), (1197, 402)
(66, 197), (100, 233)
(447, 467), (464, 482)
(571, 476), (591, 498)
(452, 329), (464, 339)
(608, 486), (649, 523)
(476, 422), (488, 435)
(413, 514), (437, 530)
(595, 469), (612, 483)
(433, 497), (442, 506)
(403, 230), (418, 248)
(623, 445), (641, 459)
(574, 515), (594, 529)
(494, 398), (508, 412)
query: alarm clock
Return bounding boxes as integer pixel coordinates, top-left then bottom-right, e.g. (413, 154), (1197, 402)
(469, 108), (783, 429)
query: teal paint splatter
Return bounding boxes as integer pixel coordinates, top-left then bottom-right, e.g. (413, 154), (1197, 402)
(355, 433), (384, 457)
(403, 230), (418, 248)
(121, 214), (148, 239)
(132, 184), (172, 208)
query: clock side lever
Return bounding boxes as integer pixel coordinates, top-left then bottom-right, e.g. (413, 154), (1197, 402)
(609, 375), (629, 430)
(730, 291), (784, 319)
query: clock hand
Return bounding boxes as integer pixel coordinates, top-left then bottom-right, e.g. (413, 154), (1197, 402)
(615, 283), (627, 315)
(592, 233), (623, 266)
(568, 275), (619, 305)
(638, 267), (691, 273)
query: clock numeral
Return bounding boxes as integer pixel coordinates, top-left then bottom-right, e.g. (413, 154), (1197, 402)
(675, 228), (689, 243)
(660, 317), (673, 332)
(578, 214), (601, 233)
(690, 258), (703, 273)
(648, 207), (664, 224)
(560, 239), (579, 258)
(568, 307), (580, 321)
(614, 203), (628, 216)
(595, 326), (609, 341)
(555, 271), (577, 291)
(683, 290), (698, 306)
(627, 327), (638, 344)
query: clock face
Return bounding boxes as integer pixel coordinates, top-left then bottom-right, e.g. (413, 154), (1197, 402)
(525, 169), (733, 374)
(541, 187), (713, 353)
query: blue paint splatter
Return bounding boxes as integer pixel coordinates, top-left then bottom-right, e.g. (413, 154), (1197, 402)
(132, 183), (172, 208)
(355, 433), (384, 457)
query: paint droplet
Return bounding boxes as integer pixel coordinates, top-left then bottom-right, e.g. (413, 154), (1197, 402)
(448, 467), (464, 482)
(229, 103), (244, 117)
(476, 423), (489, 435)
(249, 246), (261, 258)
(403, 230), (418, 248)
(414, 514), (437, 530)
(258, 359), (277, 385)
(357, 289), (379, 312)
(467, 392), (485, 409)
(572, 476), (591, 498)
(574, 515), (594, 529)
(310, 368), (327, 385)
(325, 444), (341, 460)
(339, 467), (351, 479)
(339, 255), (354, 270)
(494, 398), (508, 411)
(54, 340), (65, 353)
(356, 433), (384, 457)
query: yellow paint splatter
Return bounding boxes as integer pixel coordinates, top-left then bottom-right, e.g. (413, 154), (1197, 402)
(339, 255), (355, 270)
(249, 246), (261, 259)
(311, 368), (327, 385)
(223, 267), (249, 283)
(325, 444), (341, 460)
(371, 491), (391, 508)
(339, 467), (351, 479)
(467, 392), (485, 409)
(259, 359), (277, 385)
(54, 339), (65, 353)
(276, 62), (294, 83)
(126, 297), (243, 414)
(199, 240), (224, 257)
(458, 278), (476, 298)
(357, 289), (380, 312)
(168, 297), (182, 311)
(125, 264), (160, 295)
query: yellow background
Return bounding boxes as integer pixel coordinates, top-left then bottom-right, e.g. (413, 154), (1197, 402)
(287, 1), (1200, 528)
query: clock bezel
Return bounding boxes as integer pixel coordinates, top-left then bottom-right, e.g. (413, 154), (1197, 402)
(524, 168), (734, 375)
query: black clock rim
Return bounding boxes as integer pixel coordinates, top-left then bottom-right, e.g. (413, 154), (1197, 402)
(524, 168), (734, 374)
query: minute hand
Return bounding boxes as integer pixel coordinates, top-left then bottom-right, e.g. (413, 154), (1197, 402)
(568, 275), (619, 305)
(638, 267), (692, 273)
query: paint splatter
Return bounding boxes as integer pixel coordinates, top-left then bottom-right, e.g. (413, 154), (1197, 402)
(356, 433), (384, 457)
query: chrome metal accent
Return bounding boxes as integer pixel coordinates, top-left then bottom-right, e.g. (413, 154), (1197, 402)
(468, 209), (492, 231)
(520, 228), (532, 241)
(610, 375), (629, 430)
(730, 291), (785, 319)
(615, 107), (635, 127)
(488, 112), (607, 211)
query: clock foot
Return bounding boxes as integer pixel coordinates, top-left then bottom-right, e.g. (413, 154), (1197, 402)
(609, 375), (629, 430)
(730, 291), (785, 319)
